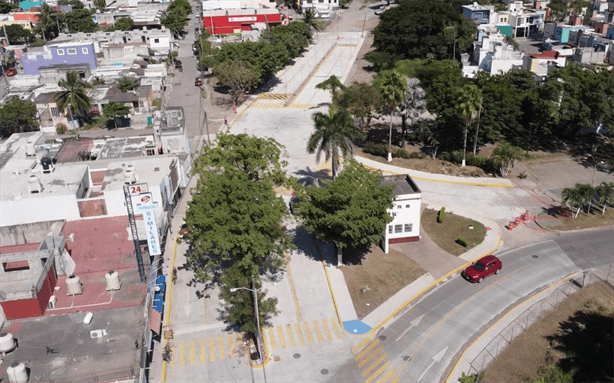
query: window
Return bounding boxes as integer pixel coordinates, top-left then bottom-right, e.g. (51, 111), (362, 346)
(57, 49), (65, 55)
(67, 48), (77, 55)
(397, 205), (402, 209)
(388, 225), (393, 234)
(404, 224), (413, 232)
(82, 47), (89, 54)
(154, 38), (160, 43)
(394, 224), (403, 233)
(51, 107), (60, 116)
(405, 204), (410, 208)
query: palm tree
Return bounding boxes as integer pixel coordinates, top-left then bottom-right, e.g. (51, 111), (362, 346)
(53, 70), (93, 129)
(378, 70), (406, 162)
(457, 84), (482, 166)
(575, 183), (596, 214)
(315, 75), (345, 104)
(35, 4), (57, 41)
(400, 78), (426, 148)
(491, 142), (524, 177)
(595, 181), (614, 215)
(302, 9), (320, 32)
(562, 185), (583, 218)
(307, 104), (363, 180)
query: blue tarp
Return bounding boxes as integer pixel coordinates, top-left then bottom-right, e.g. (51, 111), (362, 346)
(19, 1), (44, 10)
(156, 274), (166, 295)
(153, 295), (163, 313)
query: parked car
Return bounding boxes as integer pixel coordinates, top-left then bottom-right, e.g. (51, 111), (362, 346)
(174, 60), (182, 72)
(462, 255), (502, 283)
(195, 77), (203, 86)
(6, 67), (17, 76)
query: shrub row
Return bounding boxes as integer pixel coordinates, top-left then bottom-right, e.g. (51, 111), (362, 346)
(439, 151), (497, 174)
(363, 142), (426, 160)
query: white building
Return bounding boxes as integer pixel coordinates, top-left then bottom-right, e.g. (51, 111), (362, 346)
(463, 26), (524, 78)
(381, 175), (422, 254)
(201, 0), (277, 10)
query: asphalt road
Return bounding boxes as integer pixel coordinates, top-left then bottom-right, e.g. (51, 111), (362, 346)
(329, 228), (613, 383)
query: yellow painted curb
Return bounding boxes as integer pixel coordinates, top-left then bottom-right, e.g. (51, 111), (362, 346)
(317, 243), (344, 329)
(161, 236), (178, 383)
(248, 329), (271, 369)
(360, 164), (514, 188)
(286, 252), (302, 321)
(285, 44), (337, 107)
(444, 271), (579, 382)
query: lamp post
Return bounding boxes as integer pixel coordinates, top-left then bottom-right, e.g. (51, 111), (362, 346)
(590, 156), (604, 186)
(230, 279), (267, 383)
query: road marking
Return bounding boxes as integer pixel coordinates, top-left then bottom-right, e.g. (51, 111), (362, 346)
(295, 323), (305, 346)
(179, 342), (186, 367)
(218, 335), (225, 360)
(277, 326), (286, 349)
(366, 361), (391, 383)
(362, 354), (387, 377)
(312, 320), (324, 343)
(353, 333), (376, 354)
(356, 339), (380, 361)
(228, 334), (235, 358)
(286, 254), (302, 321)
(416, 347), (447, 381)
(378, 368), (396, 383)
(170, 345), (176, 368)
(303, 321), (314, 344)
(189, 340), (196, 366)
(357, 346), (383, 369)
(390, 377), (399, 383)
(267, 328), (277, 351)
(321, 319), (333, 341)
(287, 324), (296, 347)
(331, 318), (343, 339)
(199, 338), (206, 364)
(209, 338), (215, 362)
(395, 314), (424, 342)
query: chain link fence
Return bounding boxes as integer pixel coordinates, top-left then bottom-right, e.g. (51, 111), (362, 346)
(466, 264), (614, 377)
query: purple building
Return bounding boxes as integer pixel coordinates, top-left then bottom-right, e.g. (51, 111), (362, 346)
(21, 42), (97, 75)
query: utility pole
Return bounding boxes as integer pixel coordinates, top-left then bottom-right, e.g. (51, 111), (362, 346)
(2, 24), (10, 46)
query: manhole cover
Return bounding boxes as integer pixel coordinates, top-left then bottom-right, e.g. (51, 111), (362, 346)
(379, 335), (387, 341)
(402, 355), (411, 362)
(293, 353), (301, 359)
(321, 369), (329, 375)
(532, 255), (539, 258)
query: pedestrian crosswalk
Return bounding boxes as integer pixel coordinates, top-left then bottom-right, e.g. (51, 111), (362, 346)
(168, 317), (344, 369)
(354, 337), (398, 383)
(258, 93), (291, 100)
(250, 102), (317, 110)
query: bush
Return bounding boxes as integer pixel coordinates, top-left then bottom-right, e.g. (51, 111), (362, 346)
(456, 237), (469, 247)
(440, 151), (496, 173)
(55, 123), (68, 135)
(396, 148), (426, 159)
(363, 142), (388, 158)
(438, 207), (445, 223)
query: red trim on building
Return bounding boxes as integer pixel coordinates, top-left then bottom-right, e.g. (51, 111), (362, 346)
(202, 12), (284, 35)
(1, 265), (57, 320)
(389, 236), (419, 245)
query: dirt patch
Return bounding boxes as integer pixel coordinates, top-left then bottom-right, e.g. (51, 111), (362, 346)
(344, 17), (379, 86)
(355, 148), (490, 177)
(482, 281), (614, 383)
(341, 244), (425, 319)
(421, 209), (487, 256)
(537, 205), (614, 231)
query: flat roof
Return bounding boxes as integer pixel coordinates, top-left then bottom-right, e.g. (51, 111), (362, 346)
(96, 136), (156, 159)
(0, 306), (142, 382)
(101, 156), (175, 191)
(381, 174), (421, 196)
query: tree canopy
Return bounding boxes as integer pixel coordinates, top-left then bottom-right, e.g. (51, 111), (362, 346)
(0, 24), (33, 43)
(65, 8), (98, 32)
(161, 7), (187, 35)
(297, 159), (394, 257)
(118, 76), (139, 92)
(0, 96), (39, 136)
(113, 17), (133, 31)
(102, 102), (131, 129)
(369, 1), (477, 66)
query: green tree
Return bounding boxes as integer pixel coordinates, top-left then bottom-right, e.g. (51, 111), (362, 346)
(167, 0), (192, 16)
(375, 70), (406, 161)
(193, 30), (214, 70)
(161, 8), (187, 35)
(0, 1), (18, 13)
(576, 183), (596, 214)
(370, 1), (477, 63)
(65, 8), (98, 32)
(113, 17), (133, 31)
(214, 59), (260, 105)
(315, 75), (346, 104)
(53, 70), (93, 128)
(307, 104), (364, 180)
(296, 159), (394, 265)
(399, 78), (426, 147)
(338, 82), (383, 131)
(456, 84), (482, 166)
(95, 0), (106, 9)
(490, 141), (524, 177)
(102, 102), (131, 129)
(34, 4), (58, 41)
(59, 0), (85, 9)
(595, 181), (614, 215)
(547, 1), (568, 21)
(91, 76), (105, 85)
(118, 76), (138, 92)
(263, 22), (311, 59)
(562, 184), (583, 218)
(0, 24), (33, 43)
(0, 96), (39, 136)
(301, 9), (320, 31)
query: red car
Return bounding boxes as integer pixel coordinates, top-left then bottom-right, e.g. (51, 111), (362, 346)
(6, 67), (17, 76)
(462, 255), (502, 283)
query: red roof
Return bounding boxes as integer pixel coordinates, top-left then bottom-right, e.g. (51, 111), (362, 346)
(530, 51), (558, 59)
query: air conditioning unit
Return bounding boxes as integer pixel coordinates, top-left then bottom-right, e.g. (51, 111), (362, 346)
(48, 295), (57, 309)
(124, 164), (137, 184)
(28, 175), (43, 194)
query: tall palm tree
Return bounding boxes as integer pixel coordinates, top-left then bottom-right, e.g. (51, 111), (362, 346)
(596, 181), (614, 215)
(575, 183), (596, 214)
(53, 71), (93, 129)
(562, 185), (582, 218)
(491, 142), (524, 177)
(302, 9), (320, 32)
(457, 84), (482, 167)
(378, 70), (406, 162)
(315, 75), (345, 104)
(400, 78), (426, 148)
(35, 4), (57, 41)
(307, 104), (363, 180)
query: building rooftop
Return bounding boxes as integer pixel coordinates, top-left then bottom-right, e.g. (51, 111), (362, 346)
(203, 7), (280, 16)
(530, 50), (559, 59)
(381, 174), (421, 196)
(100, 156), (176, 192)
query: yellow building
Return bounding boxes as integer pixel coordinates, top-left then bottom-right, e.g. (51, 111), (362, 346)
(0, 19), (33, 30)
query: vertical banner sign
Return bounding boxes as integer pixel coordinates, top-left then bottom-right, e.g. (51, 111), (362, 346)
(136, 193), (161, 256)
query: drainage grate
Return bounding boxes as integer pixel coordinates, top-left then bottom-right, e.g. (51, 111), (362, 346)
(379, 335), (387, 341)
(321, 369), (329, 375)
(532, 255), (539, 258)
(402, 355), (411, 362)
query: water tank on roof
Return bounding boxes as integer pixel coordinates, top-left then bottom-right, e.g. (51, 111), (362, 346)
(66, 275), (83, 296)
(6, 361), (28, 383)
(105, 270), (122, 291)
(0, 332), (17, 354)
(27, 175), (43, 194)
(124, 164), (137, 184)
(25, 143), (36, 157)
(41, 157), (54, 174)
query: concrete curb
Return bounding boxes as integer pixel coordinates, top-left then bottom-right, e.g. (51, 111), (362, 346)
(161, 237), (178, 383)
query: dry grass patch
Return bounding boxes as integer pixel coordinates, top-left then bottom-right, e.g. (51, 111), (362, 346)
(421, 209), (487, 256)
(341, 244), (425, 319)
(538, 206), (614, 231)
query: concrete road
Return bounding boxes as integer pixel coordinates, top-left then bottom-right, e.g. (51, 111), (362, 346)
(333, 228), (613, 383)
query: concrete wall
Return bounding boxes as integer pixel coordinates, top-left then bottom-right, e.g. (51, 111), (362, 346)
(0, 220), (65, 246)
(0, 266), (56, 320)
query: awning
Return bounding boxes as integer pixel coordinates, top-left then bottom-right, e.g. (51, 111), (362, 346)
(497, 25), (513, 37)
(155, 274), (166, 295)
(150, 308), (162, 334)
(153, 295), (163, 313)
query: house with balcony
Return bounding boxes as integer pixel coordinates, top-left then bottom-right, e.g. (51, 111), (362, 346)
(463, 26), (525, 78)
(20, 42), (97, 75)
(462, 2), (495, 25)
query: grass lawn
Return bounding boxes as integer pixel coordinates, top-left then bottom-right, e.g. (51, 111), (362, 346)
(341, 244), (425, 319)
(538, 205), (614, 231)
(481, 281), (614, 383)
(421, 209), (487, 256)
